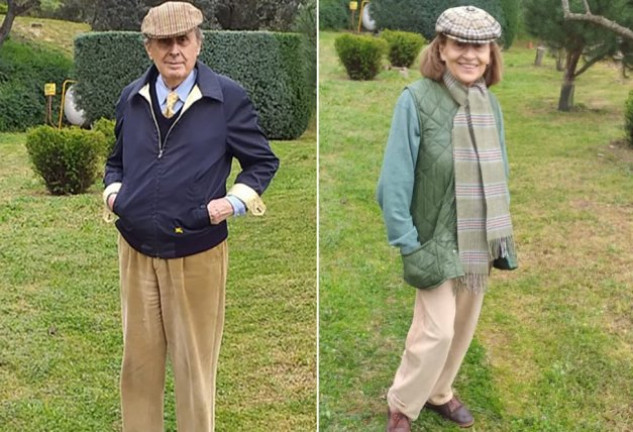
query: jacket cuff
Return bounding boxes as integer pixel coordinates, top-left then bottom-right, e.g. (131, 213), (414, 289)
(102, 182), (122, 205)
(227, 183), (266, 216)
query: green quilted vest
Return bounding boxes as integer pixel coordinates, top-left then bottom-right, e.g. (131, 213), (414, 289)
(402, 78), (505, 289)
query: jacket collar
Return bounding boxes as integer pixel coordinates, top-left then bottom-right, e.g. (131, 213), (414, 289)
(126, 60), (224, 103)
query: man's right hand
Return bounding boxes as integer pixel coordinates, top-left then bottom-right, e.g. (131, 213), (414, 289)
(107, 193), (117, 211)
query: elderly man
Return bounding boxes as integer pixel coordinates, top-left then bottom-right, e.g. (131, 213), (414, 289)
(102, 2), (279, 431)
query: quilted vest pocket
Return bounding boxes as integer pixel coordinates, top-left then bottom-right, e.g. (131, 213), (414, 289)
(401, 239), (445, 290)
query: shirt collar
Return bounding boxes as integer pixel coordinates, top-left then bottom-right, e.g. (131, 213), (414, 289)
(155, 68), (198, 104)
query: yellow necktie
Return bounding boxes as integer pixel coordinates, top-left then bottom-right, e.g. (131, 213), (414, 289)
(163, 91), (179, 118)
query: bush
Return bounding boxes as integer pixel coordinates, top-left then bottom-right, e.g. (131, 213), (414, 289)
(0, 40), (72, 132)
(92, 118), (116, 158)
(319, 0), (349, 30)
(293, 0), (317, 115)
(335, 33), (387, 80)
(380, 29), (425, 68)
(625, 90), (633, 146)
(25, 126), (106, 195)
(74, 31), (311, 140)
(499, 0), (519, 49)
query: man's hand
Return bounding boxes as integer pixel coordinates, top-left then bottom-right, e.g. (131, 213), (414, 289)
(107, 193), (117, 211)
(207, 198), (234, 225)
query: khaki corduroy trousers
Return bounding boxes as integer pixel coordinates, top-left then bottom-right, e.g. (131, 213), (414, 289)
(387, 279), (484, 421)
(118, 236), (228, 432)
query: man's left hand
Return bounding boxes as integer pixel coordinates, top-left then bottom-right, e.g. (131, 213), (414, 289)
(207, 198), (234, 224)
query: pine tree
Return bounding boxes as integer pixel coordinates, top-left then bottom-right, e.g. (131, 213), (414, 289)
(524, 0), (633, 110)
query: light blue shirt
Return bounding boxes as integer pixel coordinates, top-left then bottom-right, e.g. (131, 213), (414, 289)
(155, 68), (197, 115)
(155, 69), (246, 216)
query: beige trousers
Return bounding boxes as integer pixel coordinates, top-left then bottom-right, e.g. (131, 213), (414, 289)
(118, 236), (228, 432)
(387, 279), (484, 421)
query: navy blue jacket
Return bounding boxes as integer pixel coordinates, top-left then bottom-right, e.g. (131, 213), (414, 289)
(104, 61), (279, 258)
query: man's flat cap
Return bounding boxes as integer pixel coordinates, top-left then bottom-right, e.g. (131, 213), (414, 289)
(141, 1), (203, 39)
(435, 5), (501, 44)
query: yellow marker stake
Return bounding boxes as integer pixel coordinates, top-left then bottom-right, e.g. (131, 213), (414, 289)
(44, 83), (56, 96)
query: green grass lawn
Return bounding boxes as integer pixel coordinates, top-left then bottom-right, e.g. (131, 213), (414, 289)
(0, 130), (316, 431)
(1, 14), (90, 57)
(319, 31), (633, 431)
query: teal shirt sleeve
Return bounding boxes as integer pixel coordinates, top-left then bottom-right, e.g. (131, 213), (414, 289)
(376, 89), (422, 255)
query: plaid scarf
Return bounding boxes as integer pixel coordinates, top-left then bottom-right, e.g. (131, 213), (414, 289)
(444, 72), (516, 291)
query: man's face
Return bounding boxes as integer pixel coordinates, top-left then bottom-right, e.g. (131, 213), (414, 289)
(145, 29), (201, 89)
(439, 38), (491, 86)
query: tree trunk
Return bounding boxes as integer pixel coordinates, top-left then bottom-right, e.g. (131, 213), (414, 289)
(0, 0), (38, 51)
(558, 81), (575, 111)
(558, 49), (581, 111)
(556, 49), (565, 71)
(0, 4), (18, 50)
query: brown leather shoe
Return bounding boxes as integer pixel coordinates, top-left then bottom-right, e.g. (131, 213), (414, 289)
(386, 408), (411, 432)
(425, 396), (474, 428)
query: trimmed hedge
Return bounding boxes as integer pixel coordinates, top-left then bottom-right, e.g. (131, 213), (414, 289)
(74, 31), (311, 140)
(319, 0), (350, 30)
(0, 40), (72, 132)
(625, 90), (633, 146)
(380, 29), (425, 68)
(335, 33), (387, 80)
(371, 0), (509, 47)
(25, 125), (105, 195)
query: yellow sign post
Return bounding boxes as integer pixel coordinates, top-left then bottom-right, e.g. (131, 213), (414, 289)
(349, 1), (358, 31)
(44, 83), (56, 125)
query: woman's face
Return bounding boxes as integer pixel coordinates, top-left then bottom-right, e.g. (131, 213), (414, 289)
(439, 38), (491, 86)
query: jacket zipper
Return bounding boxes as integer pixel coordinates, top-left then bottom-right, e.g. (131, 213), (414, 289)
(148, 104), (163, 158)
(148, 102), (183, 159)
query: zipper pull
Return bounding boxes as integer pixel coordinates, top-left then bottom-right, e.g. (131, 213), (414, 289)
(158, 149), (163, 158)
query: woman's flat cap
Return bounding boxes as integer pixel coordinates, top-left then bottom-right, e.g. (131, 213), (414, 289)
(141, 1), (203, 39)
(435, 5), (501, 44)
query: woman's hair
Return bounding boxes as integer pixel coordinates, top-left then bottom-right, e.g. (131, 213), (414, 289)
(419, 34), (503, 87)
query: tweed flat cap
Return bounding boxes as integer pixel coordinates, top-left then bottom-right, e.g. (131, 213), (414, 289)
(435, 5), (501, 43)
(141, 1), (203, 38)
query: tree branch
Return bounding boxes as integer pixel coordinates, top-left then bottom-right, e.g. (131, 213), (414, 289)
(581, 0), (591, 14)
(561, 0), (633, 41)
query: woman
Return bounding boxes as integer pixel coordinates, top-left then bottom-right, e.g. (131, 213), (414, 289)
(377, 6), (517, 431)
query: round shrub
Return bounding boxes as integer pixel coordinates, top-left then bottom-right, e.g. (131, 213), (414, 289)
(380, 29), (425, 68)
(92, 117), (116, 158)
(334, 33), (388, 80)
(25, 126), (106, 195)
(626, 90), (633, 146)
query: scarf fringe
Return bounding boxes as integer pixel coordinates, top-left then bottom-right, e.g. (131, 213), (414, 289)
(489, 235), (516, 260)
(454, 274), (488, 294)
